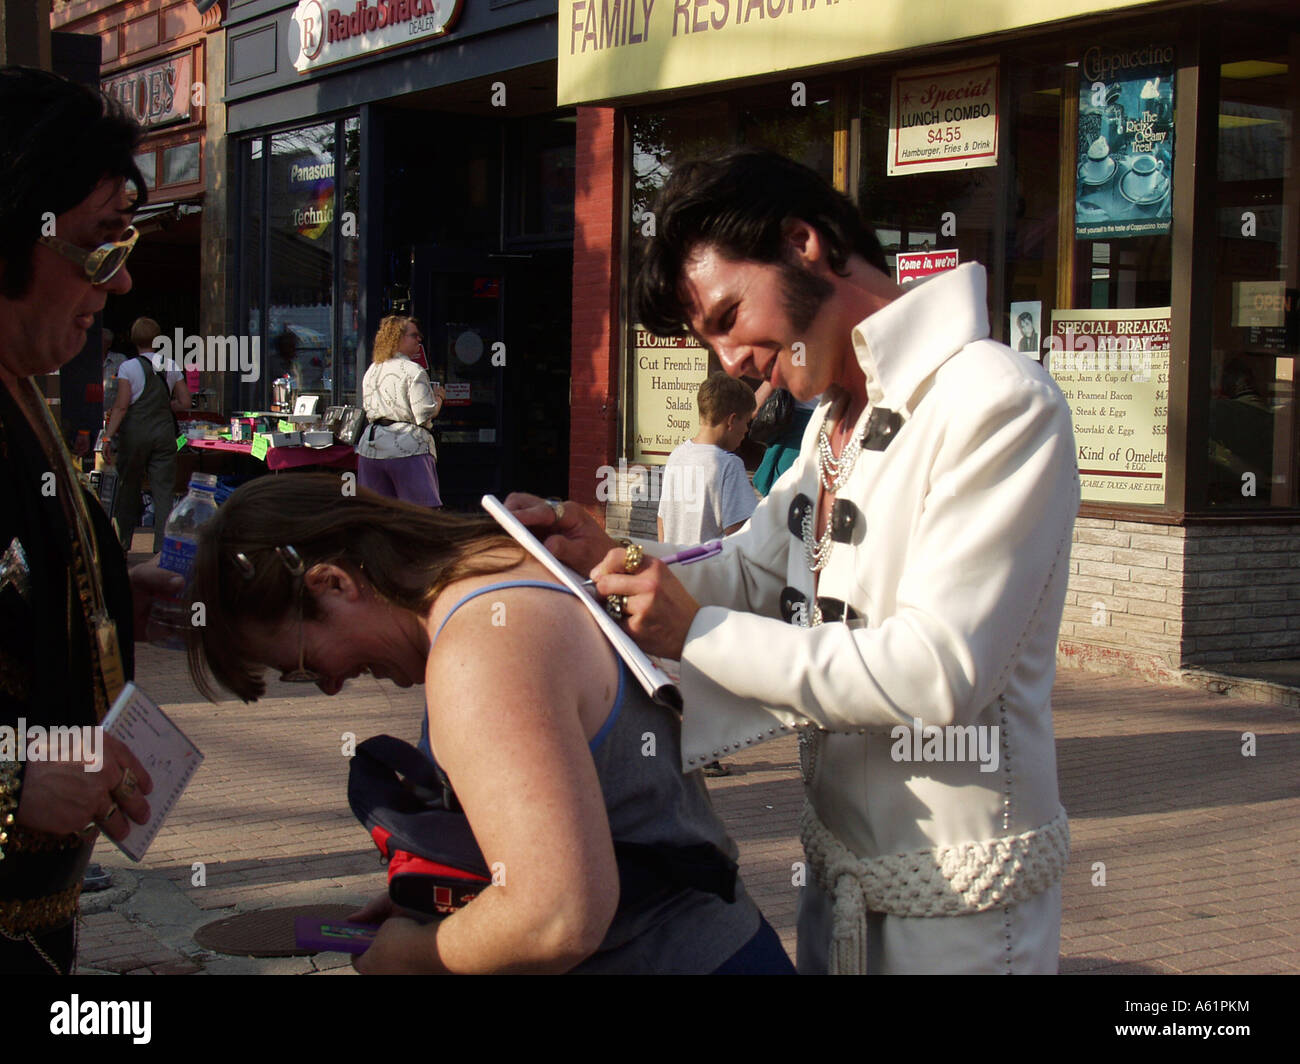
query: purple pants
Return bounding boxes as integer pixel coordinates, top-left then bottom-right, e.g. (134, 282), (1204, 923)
(357, 453), (442, 508)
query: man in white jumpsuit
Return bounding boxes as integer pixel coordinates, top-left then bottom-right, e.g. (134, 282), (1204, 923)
(510, 148), (1078, 973)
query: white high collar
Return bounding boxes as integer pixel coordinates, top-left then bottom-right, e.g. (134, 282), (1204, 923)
(850, 262), (991, 416)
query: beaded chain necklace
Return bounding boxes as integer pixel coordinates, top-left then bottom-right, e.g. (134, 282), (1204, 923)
(803, 398), (867, 578)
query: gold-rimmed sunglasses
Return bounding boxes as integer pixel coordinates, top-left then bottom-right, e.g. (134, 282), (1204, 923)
(38, 226), (140, 285)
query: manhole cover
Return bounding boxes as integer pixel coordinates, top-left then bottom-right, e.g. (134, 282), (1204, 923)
(194, 904), (360, 957)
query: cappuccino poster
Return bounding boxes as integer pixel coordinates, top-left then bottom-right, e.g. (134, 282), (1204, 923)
(1047, 307), (1171, 505)
(1075, 42), (1175, 240)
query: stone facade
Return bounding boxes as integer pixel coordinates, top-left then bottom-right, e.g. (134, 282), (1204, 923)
(1058, 517), (1300, 677)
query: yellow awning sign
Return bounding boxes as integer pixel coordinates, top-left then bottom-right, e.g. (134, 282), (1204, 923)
(558, 0), (1169, 105)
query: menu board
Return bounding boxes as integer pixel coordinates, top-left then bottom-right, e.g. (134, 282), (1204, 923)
(631, 326), (708, 463)
(1047, 308), (1171, 505)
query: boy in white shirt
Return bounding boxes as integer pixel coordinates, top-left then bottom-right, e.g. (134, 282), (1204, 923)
(658, 372), (758, 544)
(658, 372), (758, 777)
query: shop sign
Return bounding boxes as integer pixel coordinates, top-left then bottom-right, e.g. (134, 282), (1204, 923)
(557, 0), (1156, 105)
(1046, 307), (1170, 505)
(103, 54), (193, 130)
(289, 157), (335, 239)
(631, 325), (708, 463)
(887, 59), (998, 176)
(1075, 41), (1175, 240)
(290, 0), (465, 74)
(444, 381), (472, 406)
(895, 249), (958, 285)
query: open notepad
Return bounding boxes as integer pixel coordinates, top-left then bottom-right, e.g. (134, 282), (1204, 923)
(481, 495), (682, 710)
(101, 682), (204, 861)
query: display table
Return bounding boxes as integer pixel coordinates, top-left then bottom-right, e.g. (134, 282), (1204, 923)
(185, 438), (357, 472)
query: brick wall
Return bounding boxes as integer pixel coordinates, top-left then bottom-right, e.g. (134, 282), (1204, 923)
(1181, 524), (1300, 665)
(568, 106), (621, 526)
(1059, 518), (1300, 675)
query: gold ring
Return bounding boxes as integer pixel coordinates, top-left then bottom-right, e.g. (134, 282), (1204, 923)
(545, 498), (565, 521)
(605, 594), (628, 619)
(97, 801), (119, 826)
(623, 542), (644, 574)
(114, 767), (138, 800)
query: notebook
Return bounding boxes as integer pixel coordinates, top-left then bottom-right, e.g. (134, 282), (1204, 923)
(480, 495), (682, 710)
(101, 682), (204, 861)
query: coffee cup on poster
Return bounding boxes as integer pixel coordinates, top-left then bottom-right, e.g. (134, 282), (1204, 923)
(1083, 137), (1112, 180)
(1129, 153), (1164, 196)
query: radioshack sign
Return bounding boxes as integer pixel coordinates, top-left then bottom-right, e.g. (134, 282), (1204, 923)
(290, 0), (464, 74)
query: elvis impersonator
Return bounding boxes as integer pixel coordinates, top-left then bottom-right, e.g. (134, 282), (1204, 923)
(509, 148), (1079, 974)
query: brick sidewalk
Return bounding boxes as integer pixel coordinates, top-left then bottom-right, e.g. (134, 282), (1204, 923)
(76, 641), (1299, 974)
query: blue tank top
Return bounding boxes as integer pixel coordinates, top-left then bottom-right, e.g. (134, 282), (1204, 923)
(419, 579), (760, 973)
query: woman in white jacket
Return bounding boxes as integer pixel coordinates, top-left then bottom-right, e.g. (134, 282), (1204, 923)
(356, 315), (445, 507)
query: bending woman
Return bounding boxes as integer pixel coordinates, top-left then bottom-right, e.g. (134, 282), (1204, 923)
(356, 315), (444, 508)
(185, 474), (791, 974)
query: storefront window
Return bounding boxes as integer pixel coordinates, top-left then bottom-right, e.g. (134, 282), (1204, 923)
(626, 82), (835, 464)
(268, 123), (336, 410)
(1207, 19), (1299, 508)
(856, 71), (998, 309)
(340, 117), (361, 406)
(239, 138), (263, 389)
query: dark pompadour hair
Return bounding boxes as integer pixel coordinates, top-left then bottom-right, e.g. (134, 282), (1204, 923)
(0, 67), (147, 298)
(634, 147), (887, 337)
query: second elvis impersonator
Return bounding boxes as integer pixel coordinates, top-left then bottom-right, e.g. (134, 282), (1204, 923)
(513, 148), (1080, 973)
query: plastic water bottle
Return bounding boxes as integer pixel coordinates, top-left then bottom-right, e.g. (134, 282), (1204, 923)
(147, 472), (219, 649)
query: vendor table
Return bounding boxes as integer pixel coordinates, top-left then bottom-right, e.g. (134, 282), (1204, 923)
(185, 438), (357, 472)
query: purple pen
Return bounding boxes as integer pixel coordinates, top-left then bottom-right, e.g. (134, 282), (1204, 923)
(580, 540), (722, 589)
(661, 541), (724, 566)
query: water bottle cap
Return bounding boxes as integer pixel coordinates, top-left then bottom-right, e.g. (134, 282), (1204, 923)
(189, 472), (219, 492)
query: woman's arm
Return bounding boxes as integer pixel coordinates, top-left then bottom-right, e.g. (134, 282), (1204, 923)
(408, 369), (443, 429)
(355, 588), (619, 974)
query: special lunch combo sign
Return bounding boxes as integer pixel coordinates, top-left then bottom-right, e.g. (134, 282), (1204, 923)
(290, 0), (464, 73)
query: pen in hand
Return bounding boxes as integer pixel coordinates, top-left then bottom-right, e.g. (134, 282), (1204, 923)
(579, 540), (723, 591)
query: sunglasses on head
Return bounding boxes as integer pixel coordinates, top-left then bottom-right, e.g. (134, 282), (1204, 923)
(38, 226), (139, 285)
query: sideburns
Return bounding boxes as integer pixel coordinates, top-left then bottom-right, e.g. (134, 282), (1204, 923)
(779, 259), (833, 334)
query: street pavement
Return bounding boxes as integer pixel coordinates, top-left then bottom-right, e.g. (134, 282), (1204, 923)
(74, 629), (1299, 976)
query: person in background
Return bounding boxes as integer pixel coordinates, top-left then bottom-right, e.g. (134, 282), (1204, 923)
(95, 328), (127, 473)
(1, 66), (173, 975)
(658, 371), (757, 776)
(750, 380), (820, 498)
(657, 372), (757, 544)
(103, 315), (189, 553)
(356, 315), (445, 509)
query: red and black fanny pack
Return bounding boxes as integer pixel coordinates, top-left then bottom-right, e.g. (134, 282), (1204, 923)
(347, 735), (738, 918)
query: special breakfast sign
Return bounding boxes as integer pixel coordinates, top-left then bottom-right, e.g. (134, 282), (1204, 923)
(888, 59), (1000, 175)
(290, 0), (464, 73)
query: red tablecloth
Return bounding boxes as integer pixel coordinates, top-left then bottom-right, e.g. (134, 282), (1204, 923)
(185, 438), (357, 471)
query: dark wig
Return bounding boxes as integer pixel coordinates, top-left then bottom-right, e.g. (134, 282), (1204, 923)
(0, 67), (147, 298)
(633, 147), (887, 337)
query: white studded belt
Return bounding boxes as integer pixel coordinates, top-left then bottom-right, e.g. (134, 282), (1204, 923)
(800, 802), (1070, 974)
